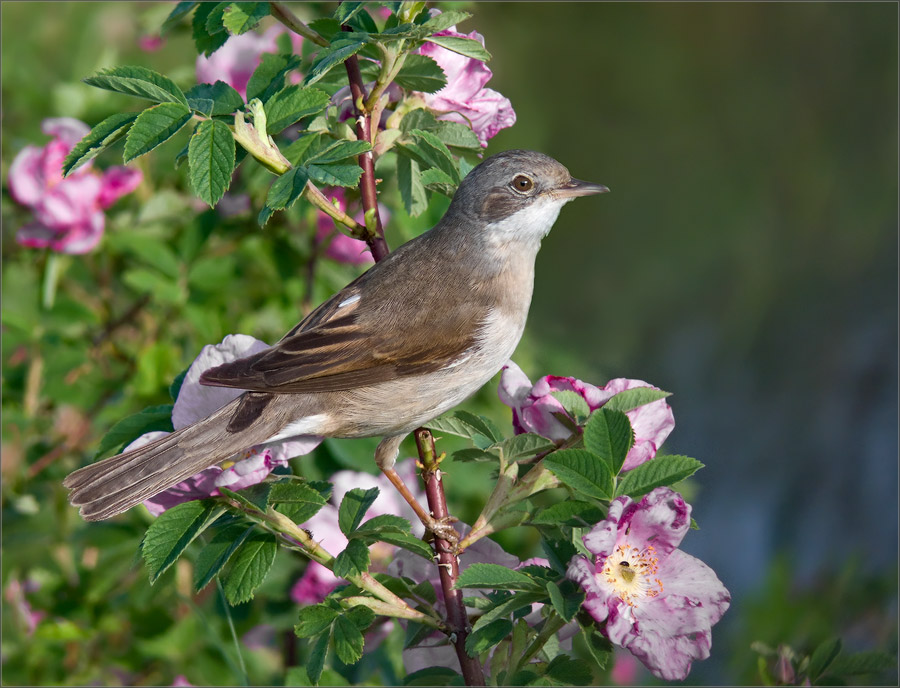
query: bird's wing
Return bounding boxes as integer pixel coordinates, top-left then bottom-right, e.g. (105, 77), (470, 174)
(199, 270), (481, 394)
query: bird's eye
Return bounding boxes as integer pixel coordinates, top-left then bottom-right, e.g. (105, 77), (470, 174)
(511, 174), (534, 194)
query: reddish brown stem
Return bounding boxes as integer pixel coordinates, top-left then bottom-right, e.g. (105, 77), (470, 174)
(342, 27), (390, 262)
(415, 429), (486, 687)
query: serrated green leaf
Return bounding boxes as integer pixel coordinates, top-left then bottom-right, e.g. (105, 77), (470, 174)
(372, 531), (434, 560)
(346, 604), (376, 631)
(304, 38), (367, 87)
(307, 630), (330, 684)
(333, 2), (367, 24)
(544, 449), (614, 500)
(284, 132), (324, 165)
(193, 2), (229, 56)
(269, 481), (328, 523)
(223, 2), (269, 35)
(123, 103), (192, 162)
(472, 591), (545, 632)
(333, 538), (370, 578)
(493, 434), (556, 462)
(603, 387), (671, 413)
(456, 564), (543, 592)
(809, 637), (843, 680)
(583, 408), (634, 475)
(218, 483), (272, 512)
(550, 390), (591, 423)
(615, 455), (704, 498)
(421, 10), (471, 33)
(94, 404), (173, 459)
(204, 2), (230, 34)
(193, 524), (255, 591)
(185, 81), (244, 116)
(400, 108), (439, 133)
(221, 530), (277, 604)
(265, 165), (309, 213)
(529, 501), (605, 527)
(419, 167), (456, 196)
(546, 580), (585, 622)
(394, 54), (447, 93)
(338, 487), (380, 535)
(307, 163), (363, 187)
(434, 120), (481, 150)
(451, 447), (498, 463)
(142, 500), (224, 584)
(827, 650), (898, 676)
(354, 513), (410, 536)
(425, 411), (497, 448)
(188, 119), (235, 206)
(161, 2), (199, 34)
(424, 35), (491, 62)
(263, 85), (330, 133)
(454, 410), (501, 442)
(246, 53), (303, 103)
(403, 667), (461, 686)
(333, 614), (365, 665)
(410, 128), (460, 182)
(84, 65), (189, 105)
(465, 618), (512, 655)
(396, 154), (427, 216)
(307, 139), (371, 165)
(296, 603), (339, 638)
(63, 112), (138, 176)
(580, 622), (614, 669)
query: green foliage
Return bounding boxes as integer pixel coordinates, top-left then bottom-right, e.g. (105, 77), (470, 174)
(142, 500), (224, 583)
(583, 408), (633, 475)
(222, 2), (269, 36)
(544, 449), (614, 500)
(123, 102), (193, 162)
(84, 65), (189, 106)
(63, 112), (138, 175)
(220, 530), (277, 604)
(94, 404), (174, 459)
(185, 81), (244, 116)
(188, 119), (236, 206)
(615, 454), (704, 498)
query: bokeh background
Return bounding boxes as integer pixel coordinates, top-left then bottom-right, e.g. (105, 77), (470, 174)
(2, 2), (897, 685)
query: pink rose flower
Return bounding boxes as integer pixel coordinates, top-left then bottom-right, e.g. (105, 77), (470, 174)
(416, 26), (516, 146)
(119, 334), (322, 516)
(315, 188), (392, 265)
(8, 118), (142, 254)
(196, 25), (302, 99)
(567, 488), (731, 681)
(498, 361), (675, 471)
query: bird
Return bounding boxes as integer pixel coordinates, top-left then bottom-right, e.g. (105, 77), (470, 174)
(64, 149), (608, 526)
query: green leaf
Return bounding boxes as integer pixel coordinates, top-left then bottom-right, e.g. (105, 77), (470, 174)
(161, 2), (199, 34)
(583, 408), (634, 475)
(266, 166), (310, 211)
(451, 447), (498, 463)
(123, 268), (185, 304)
(142, 500), (224, 584)
(493, 434), (556, 462)
(306, 140), (372, 165)
(419, 167), (456, 196)
(602, 387), (671, 413)
(332, 538), (370, 578)
(615, 454), (705, 498)
(218, 483), (272, 513)
(346, 604), (376, 631)
(94, 404), (173, 459)
(193, 2), (229, 56)
(246, 53), (303, 104)
(307, 163), (363, 187)
(333, 2), (367, 24)
(545, 655), (593, 686)
(307, 631), (330, 684)
(425, 411), (498, 449)
(333, 614), (365, 665)
(393, 54), (447, 93)
(403, 667), (461, 686)
(465, 619), (512, 655)
(296, 603), (339, 638)
(84, 65), (189, 106)
(304, 38), (367, 87)
(221, 531), (278, 604)
(529, 501), (605, 527)
(544, 449), (614, 500)
(269, 481), (328, 523)
(808, 637), (843, 681)
(396, 154), (427, 216)
(550, 390), (591, 423)
(63, 112), (138, 176)
(371, 531), (434, 560)
(434, 121), (481, 150)
(123, 103), (192, 162)
(284, 132), (324, 165)
(354, 513), (411, 536)
(264, 85), (330, 134)
(338, 487), (380, 535)
(546, 580), (585, 622)
(455, 564), (543, 592)
(400, 108), (439, 133)
(223, 2), (269, 35)
(472, 591), (546, 632)
(193, 524), (255, 591)
(169, 367), (189, 402)
(424, 35), (491, 62)
(185, 81), (244, 116)
(827, 650), (898, 676)
(188, 119), (235, 207)
(421, 10), (471, 33)
(409, 129), (460, 182)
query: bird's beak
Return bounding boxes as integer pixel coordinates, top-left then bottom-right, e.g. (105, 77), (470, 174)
(554, 178), (610, 199)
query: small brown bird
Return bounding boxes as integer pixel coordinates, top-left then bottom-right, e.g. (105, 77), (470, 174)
(65, 149), (607, 524)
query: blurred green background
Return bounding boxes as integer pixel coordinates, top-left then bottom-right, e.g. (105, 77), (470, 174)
(2, 2), (897, 685)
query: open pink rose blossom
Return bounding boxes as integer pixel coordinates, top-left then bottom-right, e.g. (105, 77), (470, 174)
(499, 361), (675, 471)
(8, 118), (142, 254)
(567, 488), (731, 681)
